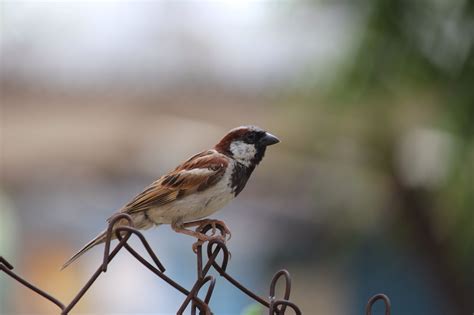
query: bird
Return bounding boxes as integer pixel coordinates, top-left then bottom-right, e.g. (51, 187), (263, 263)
(61, 125), (279, 269)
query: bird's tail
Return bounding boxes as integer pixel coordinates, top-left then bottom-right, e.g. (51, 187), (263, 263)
(61, 230), (108, 270)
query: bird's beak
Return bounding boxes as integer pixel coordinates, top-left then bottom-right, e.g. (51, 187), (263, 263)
(260, 132), (280, 146)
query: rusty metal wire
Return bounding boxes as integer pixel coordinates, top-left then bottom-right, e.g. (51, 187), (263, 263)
(1, 213), (391, 314)
(366, 293), (391, 315)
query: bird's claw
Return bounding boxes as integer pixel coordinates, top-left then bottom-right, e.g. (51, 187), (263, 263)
(192, 240), (204, 253)
(191, 219), (232, 253)
(201, 219), (232, 241)
(192, 235), (226, 253)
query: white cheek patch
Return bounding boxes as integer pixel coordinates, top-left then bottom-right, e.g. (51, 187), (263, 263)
(230, 141), (257, 166)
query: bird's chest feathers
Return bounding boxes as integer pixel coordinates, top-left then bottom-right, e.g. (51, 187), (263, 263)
(181, 178), (234, 220)
(149, 164), (236, 222)
(179, 160), (253, 220)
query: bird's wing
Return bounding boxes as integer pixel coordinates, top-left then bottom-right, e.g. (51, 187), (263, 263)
(120, 150), (229, 215)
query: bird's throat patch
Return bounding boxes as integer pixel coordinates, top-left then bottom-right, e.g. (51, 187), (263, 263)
(230, 162), (253, 196)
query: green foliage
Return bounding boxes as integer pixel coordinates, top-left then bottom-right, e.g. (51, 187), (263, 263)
(286, 0), (474, 310)
(240, 303), (263, 315)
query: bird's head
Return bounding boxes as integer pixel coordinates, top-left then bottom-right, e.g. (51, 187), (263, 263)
(215, 126), (279, 167)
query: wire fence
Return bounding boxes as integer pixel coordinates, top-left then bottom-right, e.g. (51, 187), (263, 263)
(1, 213), (391, 314)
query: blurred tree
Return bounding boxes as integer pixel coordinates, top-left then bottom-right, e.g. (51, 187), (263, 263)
(296, 0), (473, 313)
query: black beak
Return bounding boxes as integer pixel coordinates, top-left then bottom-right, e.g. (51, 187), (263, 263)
(260, 132), (280, 146)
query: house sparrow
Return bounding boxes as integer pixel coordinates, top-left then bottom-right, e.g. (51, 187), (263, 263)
(62, 125), (279, 269)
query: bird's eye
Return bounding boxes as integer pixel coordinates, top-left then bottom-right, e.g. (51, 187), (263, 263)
(245, 133), (257, 143)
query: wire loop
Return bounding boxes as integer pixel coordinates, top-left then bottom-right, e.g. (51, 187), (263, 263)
(1, 213), (390, 314)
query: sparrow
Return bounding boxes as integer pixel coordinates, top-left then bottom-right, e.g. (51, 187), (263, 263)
(61, 125), (279, 269)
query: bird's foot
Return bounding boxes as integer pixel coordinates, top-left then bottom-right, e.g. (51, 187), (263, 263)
(192, 234), (226, 253)
(180, 218), (232, 253)
(196, 219), (232, 241)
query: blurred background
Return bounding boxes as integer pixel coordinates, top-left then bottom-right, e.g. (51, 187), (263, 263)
(1, 0), (473, 314)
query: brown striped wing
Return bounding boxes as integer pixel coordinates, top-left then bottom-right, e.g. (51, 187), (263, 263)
(120, 150), (229, 215)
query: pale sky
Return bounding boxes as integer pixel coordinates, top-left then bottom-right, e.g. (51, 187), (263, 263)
(1, 1), (362, 89)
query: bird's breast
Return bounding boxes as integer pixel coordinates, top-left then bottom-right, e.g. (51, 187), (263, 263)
(147, 162), (236, 224)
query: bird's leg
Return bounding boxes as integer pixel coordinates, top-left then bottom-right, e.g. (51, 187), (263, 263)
(183, 219), (232, 240)
(187, 219), (232, 259)
(171, 220), (220, 253)
(175, 219), (231, 253)
(171, 221), (212, 241)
